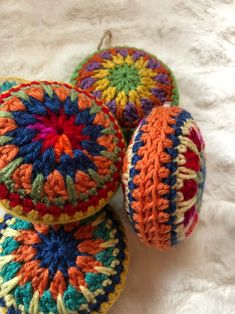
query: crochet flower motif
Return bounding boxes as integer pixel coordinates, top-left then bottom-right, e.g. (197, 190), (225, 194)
(0, 209), (128, 314)
(0, 81), (125, 223)
(70, 47), (179, 133)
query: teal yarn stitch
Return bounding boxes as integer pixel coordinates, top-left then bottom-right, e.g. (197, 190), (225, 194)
(0, 77), (26, 94)
(0, 81), (17, 93)
(0, 262), (21, 282)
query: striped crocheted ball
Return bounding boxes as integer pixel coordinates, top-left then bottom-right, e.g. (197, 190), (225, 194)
(70, 47), (179, 139)
(0, 81), (125, 224)
(0, 208), (129, 314)
(122, 106), (206, 249)
(0, 78), (26, 94)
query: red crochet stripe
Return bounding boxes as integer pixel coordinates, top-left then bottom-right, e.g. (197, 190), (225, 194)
(0, 172), (120, 217)
(0, 153), (123, 218)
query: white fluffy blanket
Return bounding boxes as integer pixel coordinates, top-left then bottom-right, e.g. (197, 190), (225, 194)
(0, 0), (235, 313)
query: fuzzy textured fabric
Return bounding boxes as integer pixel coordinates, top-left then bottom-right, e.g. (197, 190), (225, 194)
(122, 106), (206, 249)
(0, 1), (235, 313)
(0, 81), (125, 224)
(0, 208), (128, 314)
(70, 47), (178, 139)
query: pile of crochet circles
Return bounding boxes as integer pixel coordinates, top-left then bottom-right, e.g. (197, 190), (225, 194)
(0, 47), (206, 314)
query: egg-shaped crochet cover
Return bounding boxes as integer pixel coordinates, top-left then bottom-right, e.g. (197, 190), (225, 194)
(122, 106), (206, 249)
(0, 208), (129, 314)
(0, 81), (125, 224)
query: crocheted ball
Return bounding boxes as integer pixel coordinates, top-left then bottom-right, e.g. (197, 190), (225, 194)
(0, 208), (128, 314)
(0, 81), (125, 224)
(122, 106), (206, 249)
(0, 78), (26, 94)
(70, 47), (179, 139)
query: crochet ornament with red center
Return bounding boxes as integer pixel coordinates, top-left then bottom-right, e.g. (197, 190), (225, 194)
(0, 81), (125, 224)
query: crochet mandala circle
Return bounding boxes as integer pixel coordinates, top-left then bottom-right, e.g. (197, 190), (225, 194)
(70, 47), (179, 137)
(0, 81), (125, 224)
(0, 78), (26, 94)
(122, 106), (206, 249)
(0, 208), (128, 314)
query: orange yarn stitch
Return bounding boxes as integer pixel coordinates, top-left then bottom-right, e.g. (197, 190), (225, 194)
(123, 106), (206, 249)
(132, 107), (181, 248)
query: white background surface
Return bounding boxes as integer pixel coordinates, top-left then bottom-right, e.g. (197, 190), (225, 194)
(0, 1), (235, 313)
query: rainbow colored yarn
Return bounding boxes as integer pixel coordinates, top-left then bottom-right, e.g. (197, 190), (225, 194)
(0, 78), (26, 94)
(70, 47), (179, 139)
(122, 106), (206, 249)
(0, 208), (129, 314)
(0, 81), (125, 224)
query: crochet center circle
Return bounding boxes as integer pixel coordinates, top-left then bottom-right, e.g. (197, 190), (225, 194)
(0, 81), (125, 224)
(0, 209), (128, 314)
(122, 106), (206, 249)
(108, 63), (140, 93)
(70, 47), (179, 132)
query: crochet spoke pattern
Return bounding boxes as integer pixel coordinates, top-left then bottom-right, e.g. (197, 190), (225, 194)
(0, 81), (125, 224)
(0, 208), (128, 314)
(0, 78), (26, 94)
(70, 47), (179, 137)
(122, 107), (206, 249)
